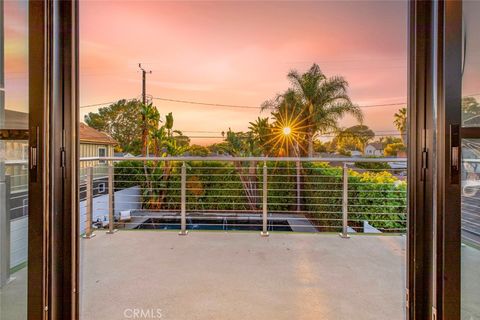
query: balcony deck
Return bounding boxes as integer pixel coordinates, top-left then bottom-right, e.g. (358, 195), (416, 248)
(79, 231), (406, 320)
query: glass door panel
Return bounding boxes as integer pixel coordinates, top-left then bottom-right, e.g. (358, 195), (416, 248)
(461, 140), (480, 319)
(0, 1), (29, 319)
(461, 1), (480, 319)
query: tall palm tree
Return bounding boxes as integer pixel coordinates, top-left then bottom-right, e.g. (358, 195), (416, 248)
(393, 107), (407, 143)
(263, 64), (363, 157)
(164, 112), (174, 137)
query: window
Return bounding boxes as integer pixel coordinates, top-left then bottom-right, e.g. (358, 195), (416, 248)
(98, 147), (106, 164)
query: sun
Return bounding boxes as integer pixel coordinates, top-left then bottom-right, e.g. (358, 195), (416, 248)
(282, 126), (292, 135)
(265, 107), (311, 156)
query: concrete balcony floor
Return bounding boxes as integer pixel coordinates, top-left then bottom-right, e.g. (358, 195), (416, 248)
(79, 231), (406, 320)
(3, 232), (480, 319)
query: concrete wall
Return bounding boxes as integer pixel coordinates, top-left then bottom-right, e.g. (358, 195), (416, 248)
(79, 186), (141, 234)
(6, 186), (140, 269)
(10, 216), (27, 268)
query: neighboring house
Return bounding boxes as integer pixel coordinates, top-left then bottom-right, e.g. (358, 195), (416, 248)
(2, 116), (118, 223)
(114, 152), (135, 158)
(79, 122), (117, 166)
(2, 110), (117, 194)
(364, 142), (384, 156)
(3, 112), (117, 162)
(3, 110), (29, 161)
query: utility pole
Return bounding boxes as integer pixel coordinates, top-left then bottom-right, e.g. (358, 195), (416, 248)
(138, 63), (152, 156)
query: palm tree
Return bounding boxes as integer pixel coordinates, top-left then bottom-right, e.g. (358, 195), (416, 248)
(393, 107), (407, 144)
(248, 117), (272, 155)
(219, 129), (263, 210)
(164, 112), (174, 137)
(151, 126), (166, 157)
(263, 64), (363, 157)
(140, 103), (160, 156)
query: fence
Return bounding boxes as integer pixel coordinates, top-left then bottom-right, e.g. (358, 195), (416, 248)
(79, 156), (408, 237)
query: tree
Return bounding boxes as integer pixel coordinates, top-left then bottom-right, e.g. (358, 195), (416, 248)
(384, 142), (406, 157)
(140, 102), (160, 156)
(149, 112), (189, 157)
(379, 136), (402, 148)
(393, 107), (407, 144)
(336, 125), (375, 155)
(263, 64), (363, 157)
(84, 99), (143, 154)
(248, 117), (273, 156)
(188, 144), (210, 156)
(219, 129), (263, 210)
(142, 112), (188, 209)
(313, 140), (327, 153)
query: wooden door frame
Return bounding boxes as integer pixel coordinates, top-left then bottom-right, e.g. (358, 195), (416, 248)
(408, 1), (463, 319)
(27, 1), (466, 319)
(28, 1), (79, 319)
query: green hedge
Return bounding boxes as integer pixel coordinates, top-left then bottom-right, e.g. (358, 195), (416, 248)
(114, 160), (407, 233)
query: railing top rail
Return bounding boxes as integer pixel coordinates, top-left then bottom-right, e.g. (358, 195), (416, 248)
(79, 156), (408, 163)
(5, 160), (28, 165)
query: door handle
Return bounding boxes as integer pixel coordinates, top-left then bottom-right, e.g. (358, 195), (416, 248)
(30, 126), (39, 183)
(450, 124), (460, 185)
(451, 146), (459, 171)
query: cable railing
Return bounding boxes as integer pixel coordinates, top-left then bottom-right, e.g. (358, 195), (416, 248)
(79, 156), (408, 237)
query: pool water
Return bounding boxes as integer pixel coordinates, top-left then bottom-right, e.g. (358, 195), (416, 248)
(134, 217), (293, 232)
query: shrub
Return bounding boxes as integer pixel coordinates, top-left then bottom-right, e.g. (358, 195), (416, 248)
(113, 160), (407, 233)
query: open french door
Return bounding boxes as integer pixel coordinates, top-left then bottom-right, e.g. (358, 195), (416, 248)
(434, 1), (480, 319)
(458, 1), (480, 319)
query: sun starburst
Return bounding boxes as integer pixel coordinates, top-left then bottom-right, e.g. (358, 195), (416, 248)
(266, 107), (311, 157)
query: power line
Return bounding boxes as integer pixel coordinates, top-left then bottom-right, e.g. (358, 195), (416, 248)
(80, 100), (130, 109)
(152, 97), (259, 109)
(79, 92), (480, 110)
(153, 97), (406, 109)
(79, 98), (406, 110)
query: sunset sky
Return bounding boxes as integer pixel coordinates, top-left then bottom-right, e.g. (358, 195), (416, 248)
(6, 0), (411, 145)
(78, 0), (409, 144)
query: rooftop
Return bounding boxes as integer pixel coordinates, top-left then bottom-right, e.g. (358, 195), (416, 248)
(79, 122), (117, 145)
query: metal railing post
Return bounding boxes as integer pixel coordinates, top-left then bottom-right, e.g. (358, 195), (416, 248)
(261, 161), (269, 237)
(179, 161), (188, 235)
(107, 164), (117, 234)
(296, 160), (301, 212)
(1, 175), (11, 287)
(340, 162), (350, 238)
(83, 167), (95, 239)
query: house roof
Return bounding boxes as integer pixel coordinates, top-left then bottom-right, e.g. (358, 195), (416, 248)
(3, 110), (116, 145)
(366, 142), (384, 150)
(79, 123), (117, 145)
(4, 110), (28, 130)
